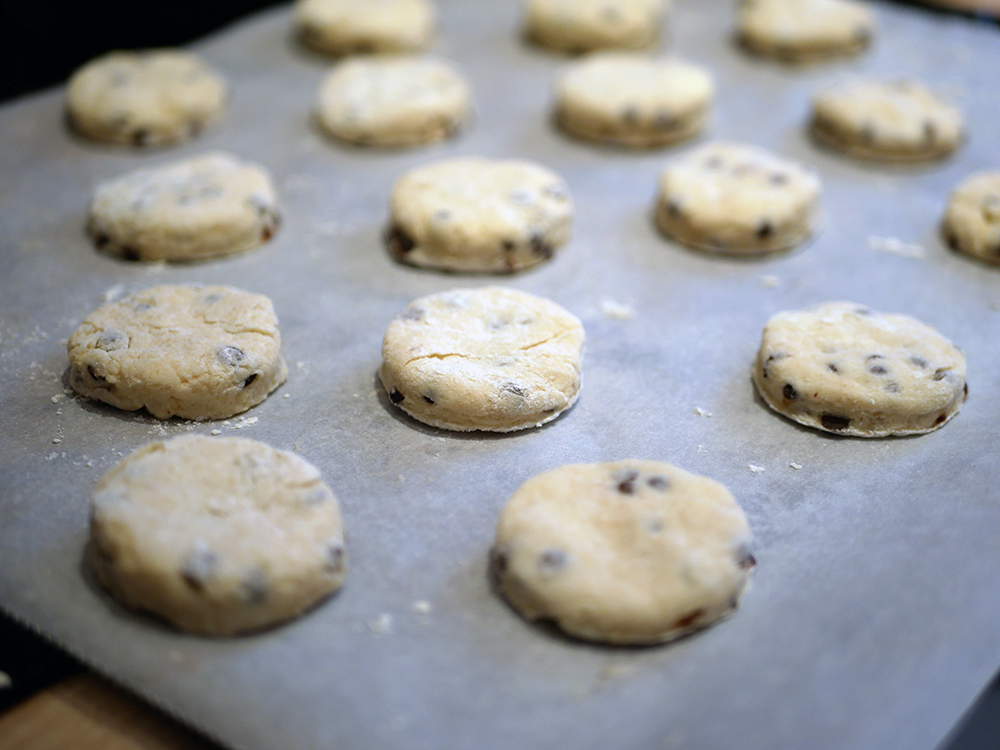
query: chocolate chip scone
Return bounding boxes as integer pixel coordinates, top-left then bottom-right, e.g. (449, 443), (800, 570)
(492, 460), (756, 644)
(523, 0), (668, 53)
(295, 0), (435, 55)
(379, 287), (584, 431)
(89, 435), (346, 635)
(88, 152), (280, 262)
(68, 284), (287, 420)
(753, 302), (967, 436)
(66, 49), (226, 147)
(942, 172), (1000, 266)
(736, 0), (875, 63)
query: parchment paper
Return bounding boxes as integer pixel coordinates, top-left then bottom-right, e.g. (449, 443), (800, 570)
(2, 2), (999, 749)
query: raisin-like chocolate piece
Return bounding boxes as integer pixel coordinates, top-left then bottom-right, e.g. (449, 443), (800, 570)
(93, 232), (111, 248)
(132, 129), (150, 147)
(121, 247), (141, 261)
(909, 356), (928, 369)
(243, 373), (258, 388)
(180, 546), (219, 592)
(615, 469), (640, 495)
(389, 387), (404, 404)
(422, 394), (435, 405)
(827, 363), (840, 373)
(529, 233), (553, 259)
(666, 200), (682, 218)
(933, 368), (949, 381)
(934, 412), (947, 426)
(502, 239), (516, 252)
(217, 345), (245, 367)
(735, 541), (756, 569)
(538, 548), (567, 572)
(821, 413), (851, 431)
(868, 364), (887, 375)
(87, 364), (108, 385)
(782, 383), (797, 400)
(385, 224), (416, 255)
(97, 329), (128, 351)
(647, 475), (670, 490)
(885, 382), (900, 393)
(502, 382), (528, 397)
(242, 568), (269, 604)
(756, 221), (774, 240)
(674, 609), (705, 629)
(325, 541), (345, 572)
(491, 546), (510, 574)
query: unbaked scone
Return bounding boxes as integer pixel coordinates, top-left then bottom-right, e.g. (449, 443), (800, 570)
(295, 0), (435, 55)
(554, 52), (713, 147)
(68, 284), (287, 420)
(753, 302), (967, 436)
(655, 142), (821, 255)
(88, 152), (280, 262)
(942, 172), (1000, 266)
(524, 0), (668, 53)
(66, 50), (226, 147)
(89, 435), (345, 635)
(379, 287), (584, 431)
(810, 78), (963, 161)
(492, 460), (755, 644)
(315, 56), (471, 147)
(736, 0), (874, 63)
(385, 157), (573, 273)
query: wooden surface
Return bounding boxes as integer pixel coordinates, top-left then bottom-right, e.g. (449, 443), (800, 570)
(0, 673), (218, 750)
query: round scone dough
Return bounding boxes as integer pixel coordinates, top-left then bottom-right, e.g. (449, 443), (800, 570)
(810, 78), (963, 161)
(492, 461), (755, 645)
(554, 52), (713, 147)
(736, 0), (874, 63)
(68, 284), (287, 421)
(295, 0), (435, 55)
(315, 56), (471, 147)
(88, 152), (280, 262)
(655, 142), (821, 255)
(379, 287), (584, 432)
(66, 50), (226, 147)
(753, 302), (968, 437)
(942, 172), (1000, 265)
(386, 157), (573, 273)
(524, 0), (668, 53)
(89, 435), (346, 635)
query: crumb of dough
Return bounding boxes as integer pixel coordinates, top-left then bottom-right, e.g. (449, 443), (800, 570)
(693, 406), (712, 417)
(367, 613), (393, 634)
(747, 464), (765, 473)
(867, 235), (925, 259)
(599, 299), (634, 320)
(789, 462), (803, 470)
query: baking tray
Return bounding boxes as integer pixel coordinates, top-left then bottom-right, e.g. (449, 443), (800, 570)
(2, 2), (999, 748)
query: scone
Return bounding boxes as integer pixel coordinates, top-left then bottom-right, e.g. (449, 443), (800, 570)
(315, 56), (471, 147)
(295, 0), (435, 55)
(810, 78), (963, 161)
(554, 52), (714, 147)
(492, 460), (755, 644)
(753, 301), (967, 436)
(655, 142), (821, 255)
(68, 284), (287, 420)
(66, 49), (226, 147)
(736, 0), (875, 63)
(88, 152), (280, 262)
(379, 287), (584, 431)
(941, 172), (1000, 266)
(386, 157), (573, 273)
(89, 435), (345, 635)
(523, 0), (668, 53)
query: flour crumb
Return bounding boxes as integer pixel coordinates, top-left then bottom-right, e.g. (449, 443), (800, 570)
(599, 299), (634, 320)
(52, 437), (62, 444)
(411, 600), (433, 615)
(233, 416), (259, 430)
(210, 429), (222, 436)
(367, 613), (393, 635)
(696, 444), (707, 453)
(283, 393), (290, 398)
(759, 275), (780, 288)
(867, 235), (925, 259)
(789, 462), (802, 470)
(693, 406), (712, 417)
(747, 464), (765, 473)
(51, 394), (65, 404)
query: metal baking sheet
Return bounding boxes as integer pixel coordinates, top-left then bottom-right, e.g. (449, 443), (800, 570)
(2, 2), (999, 749)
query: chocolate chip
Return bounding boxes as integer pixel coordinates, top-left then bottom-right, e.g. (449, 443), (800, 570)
(945, 230), (960, 250)
(243, 373), (258, 388)
(827, 363), (839, 373)
(422, 394), (435, 404)
(121, 247), (141, 261)
(854, 307), (872, 316)
(97, 329), (128, 351)
(909, 356), (928, 369)
(616, 469), (640, 495)
(93, 232), (111, 248)
(242, 568), (269, 604)
(964, 382), (969, 398)
(385, 224), (416, 255)
(180, 546), (219, 591)
(885, 382), (900, 393)
(325, 541), (345, 572)
(666, 200), (682, 218)
(647, 475), (670, 490)
(782, 383), (797, 400)
(502, 239), (516, 252)
(492, 546), (509, 573)
(398, 306), (425, 322)
(529, 233), (553, 259)
(769, 173), (788, 185)
(933, 368), (949, 381)
(934, 412), (947, 426)
(621, 107), (639, 125)
(389, 387), (404, 404)
(538, 549), (567, 572)
(260, 225), (274, 242)
(674, 609), (705, 629)
(860, 124), (876, 145)
(757, 221), (774, 240)
(923, 120), (936, 143)
(86, 364), (108, 385)
(735, 542), (756, 569)
(821, 413), (851, 431)
(653, 112), (678, 130)
(502, 382), (528, 397)
(132, 129), (150, 147)
(217, 345), (245, 367)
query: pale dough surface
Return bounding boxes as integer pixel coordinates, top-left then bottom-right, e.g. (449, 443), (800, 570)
(753, 301), (967, 436)
(737, 0), (874, 63)
(655, 141), (821, 255)
(942, 172), (1000, 265)
(68, 284), (287, 421)
(88, 152), (280, 262)
(386, 157), (573, 273)
(379, 287), (584, 432)
(89, 435), (345, 635)
(66, 50), (226, 147)
(493, 460), (755, 644)
(295, 0), (435, 54)
(554, 52), (713, 146)
(315, 56), (471, 147)
(524, 0), (668, 52)
(810, 78), (963, 161)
